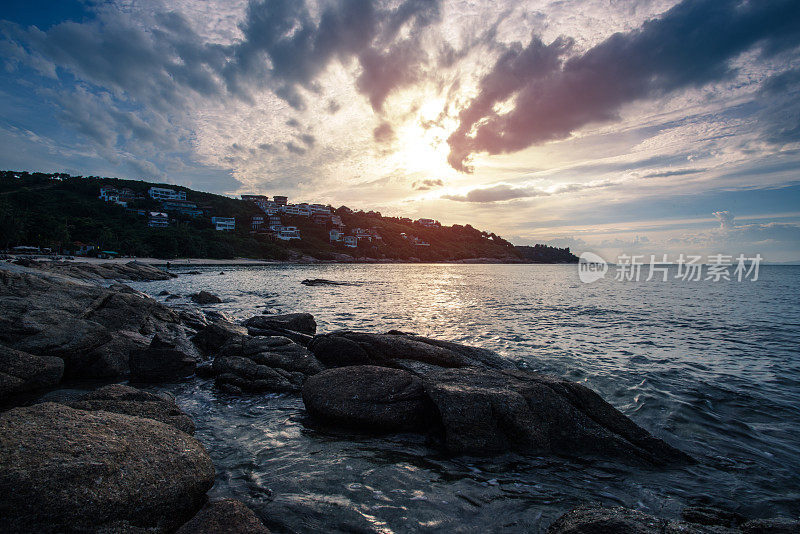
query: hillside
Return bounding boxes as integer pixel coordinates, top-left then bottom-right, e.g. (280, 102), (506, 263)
(0, 171), (577, 263)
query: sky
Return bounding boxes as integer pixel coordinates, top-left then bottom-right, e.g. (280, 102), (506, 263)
(1, 0), (799, 261)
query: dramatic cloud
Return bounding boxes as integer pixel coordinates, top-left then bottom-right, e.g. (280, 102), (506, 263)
(412, 178), (444, 190)
(443, 181), (613, 202)
(447, 0), (800, 172)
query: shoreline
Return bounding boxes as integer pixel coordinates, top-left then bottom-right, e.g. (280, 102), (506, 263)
(3, 254), (577, 266)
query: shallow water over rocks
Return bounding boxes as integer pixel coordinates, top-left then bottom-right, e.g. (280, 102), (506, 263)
(130, 264), (800, 532)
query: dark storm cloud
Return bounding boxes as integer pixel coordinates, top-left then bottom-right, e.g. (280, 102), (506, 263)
(448, 0), (800, 172)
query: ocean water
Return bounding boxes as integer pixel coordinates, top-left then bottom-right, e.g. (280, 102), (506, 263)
(130, 264), (800, 532)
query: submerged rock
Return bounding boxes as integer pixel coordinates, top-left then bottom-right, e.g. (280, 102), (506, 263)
(309, 331), (516, 373)
(303, 366), (434, 432)
(547, 506), (799, 534)
(300, 278), (357, 286)
(66, 383), (196, 434)
(0, 344), (64, 401)
(176, 499), (271, 534)
(0, 402), (214, 533)
(213, 335), (324, 393)
(191, 291), (222, 304)
(192, 321), (249, 356)
(0, 269), (195, 379)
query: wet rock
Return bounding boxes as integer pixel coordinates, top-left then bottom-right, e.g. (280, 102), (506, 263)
(548, 506), (798, 534)
(302, 366), (434, 432)
(424, 367), (693, 464)
(308, 331), (515, 373)
(740, 518), (800, 533)
(213, 335), (323, 393)
(176, 499), (270, 534)
(66, 383), (196, 434)
(682, 506), (746, 528)
(191, 291), (222, 305)
(301, 278), (357, 286)
(0, 269), (195, 379)
(0, 344), (64, 401)
(129, 334), (197, 383)
(178, 306), (210, 332)
(245, 313), (317, 335)
(0, 402), (214, 533)
(192, 321), (248, 357)
(546, 506), (711, 533)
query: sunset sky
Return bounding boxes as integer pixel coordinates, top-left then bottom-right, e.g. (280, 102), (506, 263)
(1, 0), (799, 260)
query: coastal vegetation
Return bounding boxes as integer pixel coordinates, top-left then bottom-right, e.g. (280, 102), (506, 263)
(0, 170), (578, 262)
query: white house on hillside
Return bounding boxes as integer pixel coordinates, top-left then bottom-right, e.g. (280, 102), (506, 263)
(148, 212), (169, 228)
(148, 187), (186, 201)
(211, 217), (235, 231)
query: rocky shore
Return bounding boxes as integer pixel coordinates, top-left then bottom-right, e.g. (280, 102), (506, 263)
(0, 260), (796, 532)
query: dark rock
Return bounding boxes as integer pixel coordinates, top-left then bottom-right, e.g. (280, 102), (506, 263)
(158, 290), (171, 296)
(547, 506), (706, 533)
(682, 507), (746, 528)
(12, 260), (176, 282)
(192, 321), (248, 356)
(178, 306), (210, 331)
(0, 344), (64, 401)
(176, 499), (270, 534)
(0, 269), (195, 379)
(740, 518), (800, 533)
(196, 361), (215, 378)
(167, 294), (182, 300)
(212, 335), (323, 393)
(66, 383), (196, 434)
(219, 271), (225, 275)
(130, 334), (197, 383)
(301, 278), (358, 286)
(0, 402), (214, 533)
(247, 326), (313, 346)
(191, 291), (222, 304)
(308, 331), (515, 373)
(302, 365), (434, 432)
(245, 313), (317, 335)
(423, 367), (693, 463)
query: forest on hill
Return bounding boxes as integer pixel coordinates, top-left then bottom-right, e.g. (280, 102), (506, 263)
(0, 171), (578, 263)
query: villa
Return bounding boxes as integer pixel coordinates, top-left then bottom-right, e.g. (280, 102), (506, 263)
(211, 217), (235, 231)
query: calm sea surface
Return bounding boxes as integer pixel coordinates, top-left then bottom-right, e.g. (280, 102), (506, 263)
(129, 264), (800, 532)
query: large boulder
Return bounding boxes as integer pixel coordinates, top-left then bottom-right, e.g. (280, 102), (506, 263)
(66, 384), (196, 434)
(302, 366), (434, 432)
(423, 367), (693, 464)
(244, 313), (317, 335)
(0, 269), (196, 379)
(176, 499), (271, 534)
(0, 344), (64, 401)
(213, 335), (324, 393)
(308, 331), (515, 373)
(0, 402), (214, 533)
(190, 291), (222, 305)
(129, 334), (197, 383)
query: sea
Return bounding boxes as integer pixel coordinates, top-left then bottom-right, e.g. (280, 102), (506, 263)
(127, 263), (800, 533)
